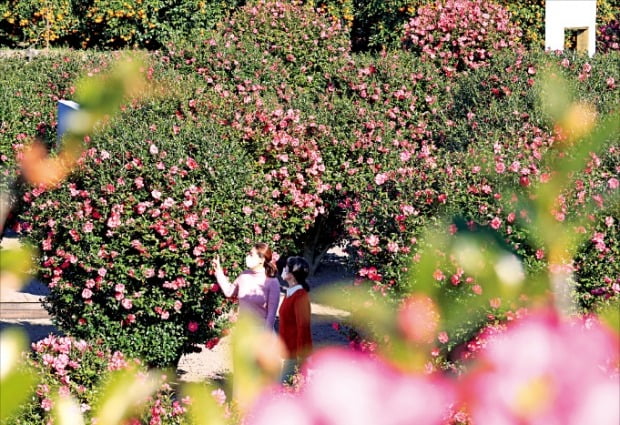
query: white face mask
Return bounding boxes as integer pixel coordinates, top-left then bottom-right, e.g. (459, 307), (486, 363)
(245, 255), (261, 269)
(280, 266), (289, 280)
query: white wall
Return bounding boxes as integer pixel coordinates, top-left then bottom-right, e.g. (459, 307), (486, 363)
(545, 0), (597, 56)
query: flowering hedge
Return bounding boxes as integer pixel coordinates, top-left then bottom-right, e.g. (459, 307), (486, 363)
(3, 0), (619, 51)
(597, 17), (620, 53)
(5, 0), (620, 368)
(6, 335), (188, 424)
(402, 0), (523, 73)
(10, 1), (353, 366)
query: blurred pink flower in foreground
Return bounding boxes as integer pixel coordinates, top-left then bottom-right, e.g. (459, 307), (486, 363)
(248, 348), (455, 425)
(463, 311), (620, 425)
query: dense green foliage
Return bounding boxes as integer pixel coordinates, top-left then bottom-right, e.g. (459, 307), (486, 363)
(1, 0), (618, 50)
(1, 0), (618, 367)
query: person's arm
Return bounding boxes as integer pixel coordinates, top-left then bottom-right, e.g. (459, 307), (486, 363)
(294, 293), (313, 359)
(212, 255), (238, 298)
(265, 278), (280, 331)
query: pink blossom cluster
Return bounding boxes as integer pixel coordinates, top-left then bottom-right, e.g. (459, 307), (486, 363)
(18, 138), (231, 365)
(597, 19), (620, 53)
(402, 0), (523, 72)
(248, 310), (619, 425)
(29, 335), (125, 415)
(250, 348), (456, 425)
(26, 335), (188, 424)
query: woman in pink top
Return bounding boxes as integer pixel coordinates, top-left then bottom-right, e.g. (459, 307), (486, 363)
(211, 242), (281, 330)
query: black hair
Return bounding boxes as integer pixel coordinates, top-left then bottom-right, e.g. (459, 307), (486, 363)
(286, 256), (310, 292)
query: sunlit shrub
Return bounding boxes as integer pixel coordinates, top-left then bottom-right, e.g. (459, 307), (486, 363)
(0, 0), (242, 49)
(16, 57), (239, 367)
(0, 0), (79, 47)
(6, 4), (619, 370)
(597, 18), (620, 53)
(5, 335), (189, 424)
(402, 0), (523, 73)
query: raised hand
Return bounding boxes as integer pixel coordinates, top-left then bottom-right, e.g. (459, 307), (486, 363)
(211, 254), (222, 272)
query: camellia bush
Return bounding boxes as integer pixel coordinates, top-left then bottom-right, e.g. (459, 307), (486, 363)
(597, 17), (620, 53)
(5, 0), (619, 368)
(11, 0), (354, 366)
(14, 69), (248, 366)
(1, 1), (619, 424)
(6, 335), (189, 425)
(402, 0), (523, 73)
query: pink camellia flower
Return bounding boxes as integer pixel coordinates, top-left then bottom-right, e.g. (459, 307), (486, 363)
(490, 217), (502, 230)
(187, 321), (199, 332)
(174, 300), (183, 312)
(248, 348), (455, 425)
(608, 177), (619, 190)
(107, 213), (121, 229)
(82, 221), (94, 233)
(386, 241), (399, 253)
(463, 310), (620, 425)
(151, 190), (162, 200)
(41, 398), (53, 412)
(161, 197), (175, 209)
(149, 144), (159, 155)
(81, 288), (93, 299)
(365, 234), (380, 247)
(519, 176), (530, 187)
(433, 269), (445, 281)
(211, 388), (226, 405)
(374, 173), (388, 185)
(121, 298), (132, 310)
(186, 157), (199, 170)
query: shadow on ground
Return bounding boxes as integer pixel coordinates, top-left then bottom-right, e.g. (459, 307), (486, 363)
(0, 320), (62, 344)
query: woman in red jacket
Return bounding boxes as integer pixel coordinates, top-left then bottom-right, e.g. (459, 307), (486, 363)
(278, 256), (313, 384)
